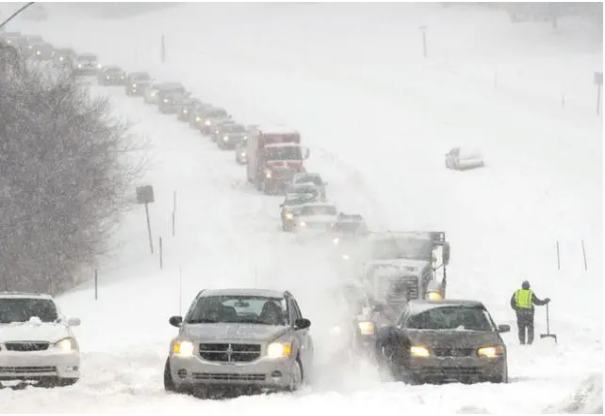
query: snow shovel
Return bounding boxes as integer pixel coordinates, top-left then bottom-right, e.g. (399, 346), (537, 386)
(540, 303), (557, 343)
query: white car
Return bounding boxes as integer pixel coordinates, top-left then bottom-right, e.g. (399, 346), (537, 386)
(294, 202), (339, 233)
(291, 172), (327, 200)
(445, 147), (485, 170)
(0, 292), (81, 387)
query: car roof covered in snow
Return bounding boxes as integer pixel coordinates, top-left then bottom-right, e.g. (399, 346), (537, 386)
(407, 299), (487, 313)
(264, 143), (300, 148)
(0, 291), (53, 300)
(199, 288), (285, 299)
(256, 125), (299, 135)
(300, 202), (337, 209)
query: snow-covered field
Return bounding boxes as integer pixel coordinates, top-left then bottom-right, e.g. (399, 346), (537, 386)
(2, 2), (602, 413)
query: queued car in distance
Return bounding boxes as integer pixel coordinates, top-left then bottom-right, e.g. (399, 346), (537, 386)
(375, 299), (509, 384)
(158, 89), (190, 114)
(279, 188), (320, 232)
(31, 42), (54, 61)
(292, 202), (339, 234)
(235, 139), (248, 165)
(52, 47), (76, 66)
(20, 35), (44, 57)
(291, 172), (327, 201)
(0, 31), (22, 48)
(215, 123), (247, 150)
(125, 72), (152, 96)
(188, 102), (214, 129)
(445, 147), (485, 170)
(176, 97), (202, 122)
(210, 119), (236, 142)
(97, 65), (126, 86)
(164, 288), (313, 397)
(73, 53), (101, 76)
(198, 107), (231, 135)
(142, 81), (186, 107)
(0, 292), (81, 387)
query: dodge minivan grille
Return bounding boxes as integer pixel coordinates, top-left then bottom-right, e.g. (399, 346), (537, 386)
(199, 343), (261, 362)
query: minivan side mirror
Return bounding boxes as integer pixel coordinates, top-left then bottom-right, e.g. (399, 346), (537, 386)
(294, 318), (311, 330)
(169, 315), (183, 327)
(497, 324), (510, 333)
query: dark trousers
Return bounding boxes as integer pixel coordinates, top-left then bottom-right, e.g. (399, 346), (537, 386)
(516, 310), (535, 345)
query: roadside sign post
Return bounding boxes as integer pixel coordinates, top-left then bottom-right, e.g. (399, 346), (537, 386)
(136, 185), (155, 254)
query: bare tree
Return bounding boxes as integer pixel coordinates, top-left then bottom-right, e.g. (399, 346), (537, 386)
(0, 44), (148, 294)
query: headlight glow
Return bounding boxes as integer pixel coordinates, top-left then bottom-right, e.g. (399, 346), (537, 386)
(284, 212), (293, 220)
(172, 340), (194, 357)
(410, 345), (430, 358)
(477, 345), (504, 358)
(267, 342), (292, 358)
(97, 64), (102, 68)
(59, 56), (64, 61)
(265, 171), (272, 178)
(358, 321), (375, 335)
(77, 64), (82, 68)
(36, 51), (40, 55)
(205, 120), (211, 125)
(54, 337), (78, 352)
(196, 116), (201, 122)
(223, 135), (229, 141)
(298, 221), (306, 227)
(163, 99), (169, 103)
(426, 291), (443, 301)
(342, 254), (350, 260)
(332, 237), (340, 245)
(183, 109), (188, 114)
(132, 83), (137, 88)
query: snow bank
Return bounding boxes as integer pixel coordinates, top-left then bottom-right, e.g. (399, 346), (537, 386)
(543, 373), (604, 414)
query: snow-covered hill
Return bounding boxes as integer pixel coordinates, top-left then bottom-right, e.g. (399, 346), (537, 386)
(2, 2), (602, 413)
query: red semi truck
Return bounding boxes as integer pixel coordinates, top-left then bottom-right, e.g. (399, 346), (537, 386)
(246, 125), (310, 194)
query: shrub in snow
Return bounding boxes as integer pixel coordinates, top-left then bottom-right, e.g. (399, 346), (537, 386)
(0, 44), (148, 294)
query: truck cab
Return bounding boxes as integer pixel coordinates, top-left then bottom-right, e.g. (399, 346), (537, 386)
(359, 231), (451, 316)
(246, 125), (310, 195)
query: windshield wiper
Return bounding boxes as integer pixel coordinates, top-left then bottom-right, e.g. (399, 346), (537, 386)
(187, 319), (218, 324)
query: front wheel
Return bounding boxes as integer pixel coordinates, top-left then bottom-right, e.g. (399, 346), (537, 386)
(163, 358), (176, 392)
(286, 358), (303, 392)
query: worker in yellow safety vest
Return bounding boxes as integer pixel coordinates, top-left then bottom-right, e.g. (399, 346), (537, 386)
(510, 281), (550, 345)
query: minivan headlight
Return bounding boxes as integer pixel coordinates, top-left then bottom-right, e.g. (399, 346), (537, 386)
(172, 340), (194, 357)
(54, 337), (79, 352)
(267, 342), (292, 358)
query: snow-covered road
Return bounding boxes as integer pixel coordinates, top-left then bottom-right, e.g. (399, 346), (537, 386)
(2, 2), (602, 413)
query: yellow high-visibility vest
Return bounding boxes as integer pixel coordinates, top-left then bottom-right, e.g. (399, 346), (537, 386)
(514, 289), (533, 309)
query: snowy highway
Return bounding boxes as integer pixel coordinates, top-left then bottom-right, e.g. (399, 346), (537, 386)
(1, 3), (602, 413)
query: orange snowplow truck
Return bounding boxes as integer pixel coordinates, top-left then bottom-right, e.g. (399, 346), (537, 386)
(246, 125), (310, 195)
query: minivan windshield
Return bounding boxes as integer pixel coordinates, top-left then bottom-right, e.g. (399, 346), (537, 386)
(186, 295), (289, 326)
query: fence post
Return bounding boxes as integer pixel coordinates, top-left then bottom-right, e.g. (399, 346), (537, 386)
(581, 240), (587, 271)
(159, 236), (163, 269)
(556, 241), (561, 270)
(94, 269), (98, 300)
